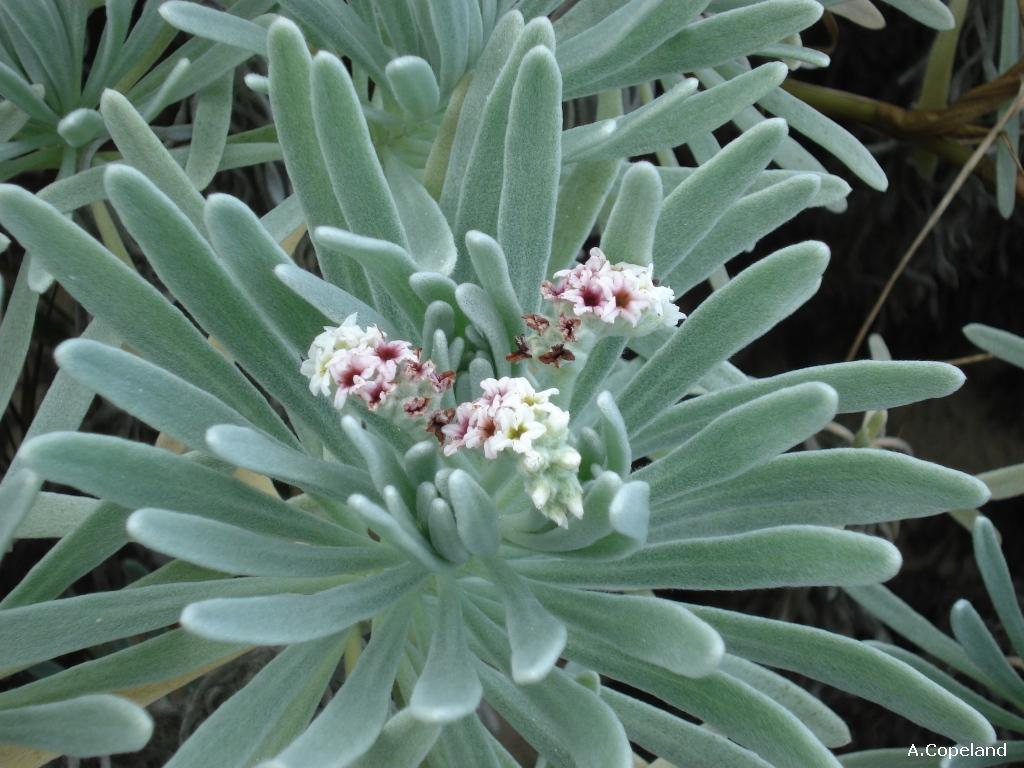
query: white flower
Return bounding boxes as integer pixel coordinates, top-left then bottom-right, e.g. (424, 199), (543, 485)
(541, 247), (684, 336)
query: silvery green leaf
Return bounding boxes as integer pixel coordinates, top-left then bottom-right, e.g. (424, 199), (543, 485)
(656, 449), (990, 538)
(689, 603), (997, 745)
(533, 582), (723, 677)
(869, 641), (1024, 734)
(557, 0), (707, 95)
(260, 601), (412, 768)
(456, 282), (512, 377)
(550, 158), (620, 273)
(569, 337), (627, 417)
(11, 492), (95, 540)
(205, 194), (329, 353)
(0, 470), (40, 559)
(347, 493), (450, 572)
(165, 635), (345, 768)
(440, 10), (524, 218)
(465, 231), (524, 338)
(498, 45), (561, 313)
(581, 64), (788, 163)
(409, 576), (482, 722)
(427, 498), (471, 564)
(485, 556), (567, 684)
(384, 155), (457, 276)
(964, 323), (1024, 369)
(185, 72), (233, 190)
(0, 61), (57, 123)
(579, 0), (823, 95)
(567, 631), (840, 768)
(433, 715), (503, 768)
(341, 415), (415, 497)
(55, 339), (262, 454)
(348, 710), (442, 768)
(454, 19), (554, 276)
(466, 604), (631, 768)
(723, 64), (886, 191)
(386, 56), (440, 118)
(20, 432), (343, 545)
(160, 1), (269, 56)
(620, 240), (829, 433)
(0, 185), (291, 443)
(426, 0), (469, 95)
(55, 107), (105, 148)
(127, 508), (394, 578)
(600, 161), (661, 265)
(973, 516), (1024, 660)
(872, 0), (955, 29)
(314, 226), (424, 332)
(846, 584), (978, 679)
(979, 463), (1024, 501)
(100, 89), (206, 229)
(996, 0), (1020, 217)
(311, 52), (407, 250)
(0, 627), (242, 710)
(0, 575), (339, 669)
(601, 687), (774, 768)
(206, 424), (373, 501)
(656, 165), (851, 210)
(181, 565), (423, 644)
(273, 263), (395, 336)
(720, 655), (851, 747)
(1, 500), (129, 610)
(0, 262), (38, 427)
(267, 19), (368, 297)
(669, 173), (822, 293)
(105, 165), (349, 457)
(0, 695), (152, 757)
(448, 469), (501, 557)
(595, 391), (631, 476)
(653, 118), (788, 276)
(634, 382), (837, 501)
(950, 599), (1024, 708)
(635, 360), (965, 456)
(520, 525), (901, 589)
(278, 0), (390, 83)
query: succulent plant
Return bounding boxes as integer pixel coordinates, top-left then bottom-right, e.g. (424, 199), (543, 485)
(0, 2), (1007, 767)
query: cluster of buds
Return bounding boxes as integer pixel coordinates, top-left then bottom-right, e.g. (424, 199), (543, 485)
(301, 314), (453, 417)
(541, 247), (683, 336)
(438, 377), (584, 527)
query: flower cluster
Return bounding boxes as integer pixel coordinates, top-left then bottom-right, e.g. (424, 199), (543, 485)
(440, 377), (584, 527)
(541, 247), (683, 335)
(301, 314), (452, 415)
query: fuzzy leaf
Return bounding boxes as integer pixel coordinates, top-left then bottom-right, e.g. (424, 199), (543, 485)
(164, 636), (345, 768)
(260, 602), (412, 768)
(634, 382), (837, 501)
(409, 576), (482, 722)
(181, 565), (424, 645)
(653, 118), (788, 276)
(385, 56), (440, 118)
(532, 582), (723, 677)
(973, 516), (1024, 660)
(620, 240), (829, 432)
(690, 604), (996, 745)
(516, 526), (901, 589)
(0, 695), (152, 757)
(498, 45), (561, 313)
(964, 323), (1024, 369)
(127, 509), (395, 578)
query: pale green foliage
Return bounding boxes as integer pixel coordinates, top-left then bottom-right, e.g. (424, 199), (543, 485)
(0, 1), (1005, 767)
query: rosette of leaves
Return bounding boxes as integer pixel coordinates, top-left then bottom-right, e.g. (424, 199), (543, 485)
(0, 12), (1000, 768)
(845, 515), (1024, 768)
